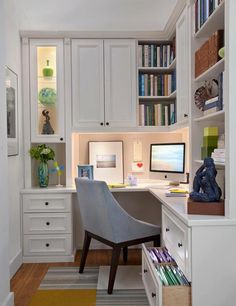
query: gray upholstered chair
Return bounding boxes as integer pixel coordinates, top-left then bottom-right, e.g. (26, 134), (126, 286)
(75, 178), (161, 294)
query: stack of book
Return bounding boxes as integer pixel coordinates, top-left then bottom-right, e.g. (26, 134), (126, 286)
(138, 41), (175, 67)
(195, 0), (224, 32)
(155, 265), (190, 286)
(139, 73), (176, 97)
(165, 188), (188, 197)
(139, 103), (175, 126)
(211, 148), (225, 163)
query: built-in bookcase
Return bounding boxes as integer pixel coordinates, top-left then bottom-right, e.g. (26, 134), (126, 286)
(137, 39), (176, 127)
(190, 0), (225, 196)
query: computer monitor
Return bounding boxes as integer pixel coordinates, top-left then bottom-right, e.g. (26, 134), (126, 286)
(150, 143), (185, 173)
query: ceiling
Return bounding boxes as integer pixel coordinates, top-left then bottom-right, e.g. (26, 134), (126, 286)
(13, 0), (178, 31)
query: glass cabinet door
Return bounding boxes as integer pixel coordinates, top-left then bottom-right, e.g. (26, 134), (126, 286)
(30, 39), (65, 142)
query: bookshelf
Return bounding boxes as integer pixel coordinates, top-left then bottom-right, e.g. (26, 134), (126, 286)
(190, 0), (225, 199)
(138, 39), (176, 127)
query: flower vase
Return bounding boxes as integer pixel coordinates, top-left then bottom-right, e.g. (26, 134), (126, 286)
(38, 162), (49, 187)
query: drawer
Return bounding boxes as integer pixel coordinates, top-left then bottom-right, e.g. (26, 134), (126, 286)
(23, 194), (72, 213)
(23, 234), (73, 256)
(142, 244), (191, 306)
(23, 213), (72, 234)
(162, 207), (191, 280)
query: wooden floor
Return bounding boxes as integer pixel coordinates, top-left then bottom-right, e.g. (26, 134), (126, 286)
(10, 249), (142, 306)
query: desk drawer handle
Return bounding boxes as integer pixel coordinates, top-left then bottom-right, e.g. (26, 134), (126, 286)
(178, 242), (183, 248)
(45, 243), (50, 247)
(152, 292), (156, 298)
(165, 228), (170, 232)
(143, 269), (148, 273)
(46, 222), (50, 226)
(45, 202), (49, 206)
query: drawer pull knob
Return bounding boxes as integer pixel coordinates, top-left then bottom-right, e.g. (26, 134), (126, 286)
(178, 242), (183, 247)
(151, 293), (156, 298)
(46, 222), (50, 226)
(184, 113), (188, 117)
(60, 137), (63, 141)
(45, 243), (50, 247)
(106, 122), (109, 126)
(45, 202), (49, 206)
(165, 228), (170, 232)
(100, 122), (104, 126)
(143, 269), (148, 273)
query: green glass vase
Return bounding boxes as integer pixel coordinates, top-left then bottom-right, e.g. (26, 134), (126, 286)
(42, 59), (53, 77)
(38, 162), (49, 187)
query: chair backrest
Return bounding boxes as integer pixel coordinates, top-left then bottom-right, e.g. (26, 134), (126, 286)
(75, 178), (136, 243)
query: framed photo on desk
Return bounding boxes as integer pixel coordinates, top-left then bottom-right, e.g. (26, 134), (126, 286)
(78, 165), (94, 180)
(89, 141), (124, 184)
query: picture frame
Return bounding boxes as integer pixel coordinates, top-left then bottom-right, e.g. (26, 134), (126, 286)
(6, 67), (18, 156)
(78, 164), (94, 180)
(89, 141), (124, 184)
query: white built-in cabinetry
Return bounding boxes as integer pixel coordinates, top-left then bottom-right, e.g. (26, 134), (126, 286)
(71, 39), (136, 129)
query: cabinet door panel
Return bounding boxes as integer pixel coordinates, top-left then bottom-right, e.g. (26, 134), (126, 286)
(104, 39), (136, 127)
(72, 39), (104, 128)
(176, 7), (190, 123)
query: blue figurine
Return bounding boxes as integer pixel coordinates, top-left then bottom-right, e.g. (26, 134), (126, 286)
(190, 157), (222, 202)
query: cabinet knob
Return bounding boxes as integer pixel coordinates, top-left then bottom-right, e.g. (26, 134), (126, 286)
(178, 242), (183, 248)
(100, 122), (104, 126)
(46, 222), (50, 226)
(106, 122), (109, 126)
(60, 137), (63, 141)
(143, 269), (148, 273)
(45, 243), (50, 247)
(151, 293), (156, 298)
(165, 228), (170, 232)
(45, 202), (49, 206)
(184, 113), (188, 117)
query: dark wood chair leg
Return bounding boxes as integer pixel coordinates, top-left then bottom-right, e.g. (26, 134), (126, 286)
(123, 246), (128, 263)
(153, 234), (161, 247)
(108, 246), (121, 294)
(79, 231), (91, 274)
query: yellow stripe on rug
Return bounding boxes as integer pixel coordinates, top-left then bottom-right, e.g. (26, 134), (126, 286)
(28, 289), (97, 306)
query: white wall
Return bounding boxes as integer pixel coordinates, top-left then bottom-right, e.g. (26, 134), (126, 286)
(15, 0), (177, 32)
(0, 1), (14, 305)
(5, 0), (23, 277)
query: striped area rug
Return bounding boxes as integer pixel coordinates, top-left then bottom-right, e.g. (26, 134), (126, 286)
(39, 266), (149, 306)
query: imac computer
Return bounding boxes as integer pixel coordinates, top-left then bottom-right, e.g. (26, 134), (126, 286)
(150, 143), (185, 174)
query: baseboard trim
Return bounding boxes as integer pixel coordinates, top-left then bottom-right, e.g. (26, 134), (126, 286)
(9, 249), (22, 278)
(23, 249), (76, 263)
(2, 292), (14, 306)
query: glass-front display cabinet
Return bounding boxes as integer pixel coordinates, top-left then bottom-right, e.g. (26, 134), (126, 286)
(29, 39), (65, 142)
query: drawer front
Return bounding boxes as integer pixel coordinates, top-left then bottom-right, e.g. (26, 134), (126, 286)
(23, 194), (72, 213)
(162, 207), (191, 280)
(23, 234), (73, 256)
(23, 213), (72, 234)
(142, 246), (161, 306)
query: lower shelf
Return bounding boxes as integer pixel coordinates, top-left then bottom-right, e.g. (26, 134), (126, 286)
(142, 245), (191, 306)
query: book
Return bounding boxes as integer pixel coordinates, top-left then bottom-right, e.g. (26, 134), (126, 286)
(165, 192), (187, 197)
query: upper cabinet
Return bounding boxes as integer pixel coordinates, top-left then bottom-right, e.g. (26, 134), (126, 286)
(71, 39), (136, 129)
(176, 6), (190, 123)
(29, 39), (65, 142)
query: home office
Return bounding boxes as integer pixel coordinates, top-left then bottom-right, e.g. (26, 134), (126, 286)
(1, 1), (236, 306)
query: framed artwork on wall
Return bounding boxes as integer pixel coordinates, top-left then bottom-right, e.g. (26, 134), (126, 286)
(6, 67), (18, 156)
(78, 164), (94, 180)
(89, 141), (124, 184)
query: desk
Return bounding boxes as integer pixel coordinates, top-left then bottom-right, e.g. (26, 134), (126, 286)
(21, 183), (236, 306)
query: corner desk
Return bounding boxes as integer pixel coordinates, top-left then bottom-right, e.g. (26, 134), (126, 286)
(21, 182), (236, 306)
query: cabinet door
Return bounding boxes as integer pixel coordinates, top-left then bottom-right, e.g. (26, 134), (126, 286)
(104, 39), (136, 127)
(176, 7), (190, 123)
(30, 39), (65, 142)
(72, 39), (104, 128)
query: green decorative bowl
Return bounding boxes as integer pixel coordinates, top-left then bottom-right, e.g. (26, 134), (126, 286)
(38, 88), (57, 105)
(218, 47), (225, 59)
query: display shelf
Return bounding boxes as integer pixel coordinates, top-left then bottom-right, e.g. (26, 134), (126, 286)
(194, 1), (225, 38)
(138, 58), (176, 73)
(139, 90), (176, 101)
(194, 58), (224, 83)
(194, 159), (225, 168)
(193, 110), (225, 122)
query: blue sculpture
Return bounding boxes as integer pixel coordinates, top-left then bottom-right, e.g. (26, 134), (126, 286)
(189, 157), (222, 202)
